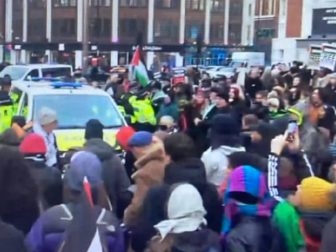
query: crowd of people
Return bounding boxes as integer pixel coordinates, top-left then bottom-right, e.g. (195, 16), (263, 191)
(2, 62), (336, 251)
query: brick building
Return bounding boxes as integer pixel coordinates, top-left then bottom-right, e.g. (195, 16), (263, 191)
(272, 0), (336, 64)
(2, 0), (255, 68)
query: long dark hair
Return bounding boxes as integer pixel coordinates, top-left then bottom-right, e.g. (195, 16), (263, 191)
(0, 147), (38, 216)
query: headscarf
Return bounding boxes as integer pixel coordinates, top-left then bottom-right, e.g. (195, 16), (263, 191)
(154, 183), (207, 240)
(221, 166), (272, 237)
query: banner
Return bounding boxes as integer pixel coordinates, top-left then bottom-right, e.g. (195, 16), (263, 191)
(171, 68), (186, 85)
(319, 43), (336, 71)
(308, 45), (322, 69)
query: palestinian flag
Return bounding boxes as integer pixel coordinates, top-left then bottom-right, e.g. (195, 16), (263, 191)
(131, 46), (149, 87)
(59, 177), (105, 252)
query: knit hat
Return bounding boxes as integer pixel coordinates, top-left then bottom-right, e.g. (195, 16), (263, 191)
(299, 177), (336, 211)
(85, 119), (104, 140)
(65, 151), (103, 192)
(128, 131), (153, 147)
(211, 114), (240, 136)
(116, 126), (135, 150)
(38, 107), (57, 126)
(19, 133), (47, 155)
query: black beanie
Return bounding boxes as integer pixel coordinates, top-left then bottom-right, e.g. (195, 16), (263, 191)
(85, 119), (104, 140)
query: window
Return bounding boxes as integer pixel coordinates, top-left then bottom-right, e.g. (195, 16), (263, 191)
(0, 66), (29, 80)
(231, 2), (242, 15)
(259, 0), (275, 16)
(211, 0), (225, 12)
(53, 0), (77, 7)
(25, 69), (39, 80)
(185, 23), (204, 40)
(120, 0), (147, 7)
(42, 68), (72, 78)
(90, 18), (111, 37)
(120, 18), (146, 37)
(154, 20), (178, 40)
(156, 0), (179, 8)
(53, 19), (76, 37)
(89, 0), (111, 6)
(30, 0), (46, 8)
(210, 23), (224, 41)
(186, 0), (205, 11)
(33, 95), (123, 129)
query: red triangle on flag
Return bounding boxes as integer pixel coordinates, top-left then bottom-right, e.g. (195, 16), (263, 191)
(131, 46), (141, 66)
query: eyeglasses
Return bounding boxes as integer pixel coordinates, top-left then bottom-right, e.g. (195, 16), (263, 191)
(158, 125), (168, 131)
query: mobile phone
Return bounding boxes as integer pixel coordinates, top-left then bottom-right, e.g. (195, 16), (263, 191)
(287, 120), (298, 142)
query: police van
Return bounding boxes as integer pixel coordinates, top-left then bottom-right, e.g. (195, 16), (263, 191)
(0, 64), (73, 84)
(11, 81), (126, 152)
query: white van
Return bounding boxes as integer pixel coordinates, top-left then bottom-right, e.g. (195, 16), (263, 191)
(230, 52), (265, 68)
(0, 64), (73, 83)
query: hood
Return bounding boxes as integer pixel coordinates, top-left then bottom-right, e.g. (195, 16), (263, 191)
(214, 145), (245, 155)
(84, 138), (115, 161)
(135, 142), (166, 169)
(172, 229), (220, 252)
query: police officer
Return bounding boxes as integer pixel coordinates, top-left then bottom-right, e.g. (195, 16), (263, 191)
(0, 76), (14, 132)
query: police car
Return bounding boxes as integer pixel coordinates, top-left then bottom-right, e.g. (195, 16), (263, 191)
(11, 81), (126, 152)
(0, 64), (73, 84)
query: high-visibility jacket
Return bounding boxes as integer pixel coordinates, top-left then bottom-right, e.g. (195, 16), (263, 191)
(129, 96), (156, 125)
(10, 92), (20, 115)
(0, 97), (13, 133)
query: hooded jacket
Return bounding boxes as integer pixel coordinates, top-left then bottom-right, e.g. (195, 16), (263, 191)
(0, 220), (27, 252)
(84, 139), (131, 218)
(124, 142), (168, 227)
(201, 145), (245, 187)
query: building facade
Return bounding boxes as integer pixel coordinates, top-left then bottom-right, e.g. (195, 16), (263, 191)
(2, 0), (255, 68)
(272, 0), (336, 64)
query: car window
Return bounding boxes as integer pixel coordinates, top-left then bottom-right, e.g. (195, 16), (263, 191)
(33, 95), (123, 129)
(0, 66), (29, 80)
(25, 69), (39, 80)
(42, 67), (71, 78)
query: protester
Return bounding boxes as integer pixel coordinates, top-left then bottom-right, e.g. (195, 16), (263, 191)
(19, 133), (63, 209)
(124, 131), (168, 227)
(0, 147), (39, 234)
(26, 151), (125, 252)
(33, 107), (59, 167)
(146, 183), (221, 252)
(201, 114), (245, 188)
(222, 165), (285, 252)
(84, 119), (132, 218)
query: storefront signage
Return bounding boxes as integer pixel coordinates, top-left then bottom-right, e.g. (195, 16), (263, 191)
(319, 43), (336, 71)
(312, 8), (336, 35)
(308, 44), (322, 69)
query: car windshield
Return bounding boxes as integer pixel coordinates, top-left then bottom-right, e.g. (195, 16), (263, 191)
(33, 95), (123, 129)
(0, 66), (29, 80)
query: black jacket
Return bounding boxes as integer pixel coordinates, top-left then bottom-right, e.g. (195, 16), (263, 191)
(244, 77), (264, 100)
(320, 214), (336, 252)
(24, 158), (63, 209)
(225, 216), (286, 252)
(0, 220), (27, 252)
(84, 138), (132, 218)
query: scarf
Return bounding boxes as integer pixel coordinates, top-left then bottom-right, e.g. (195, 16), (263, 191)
(154, 184), (207, 240)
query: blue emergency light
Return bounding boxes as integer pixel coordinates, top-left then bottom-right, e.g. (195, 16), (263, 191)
(31, 77), (61, 82)
(51, 82), (82, 89)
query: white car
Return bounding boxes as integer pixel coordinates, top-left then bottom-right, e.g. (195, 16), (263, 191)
(0, 64), (73, 83)
(206, 67), (236, 79)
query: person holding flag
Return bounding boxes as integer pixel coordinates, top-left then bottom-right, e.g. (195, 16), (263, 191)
(26, 151), (125, 252)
